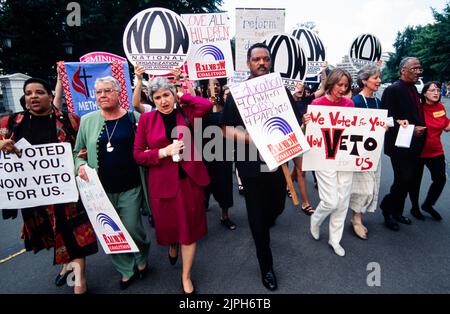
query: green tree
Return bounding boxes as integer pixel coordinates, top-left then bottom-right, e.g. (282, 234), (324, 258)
(0, 0), (223, 83)
(411, 4), (450, 82)
(383, 4), (450, 83)
(382, 26), (422, 82)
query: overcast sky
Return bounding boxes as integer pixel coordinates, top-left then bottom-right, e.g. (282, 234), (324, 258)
(219, 0), (447, 65)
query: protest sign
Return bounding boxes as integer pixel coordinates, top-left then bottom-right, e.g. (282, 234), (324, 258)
(229, 72), (310, 170)
(59, 61), (133, 117)
(292, 27), (326, 83)
(123, 7), (191, 76)
(80, 52), (127, 63)
(263, 33), (308, 92)
(76, 166), (139, 254)
(0, 143), (78, 209)
(182, 12), (234, 80)
(349, 34), (382, 71)
(235, 8), (285, 71)
(302, 106), (387, 171)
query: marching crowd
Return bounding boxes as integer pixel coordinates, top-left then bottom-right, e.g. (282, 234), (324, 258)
(1, 43), (449, 294)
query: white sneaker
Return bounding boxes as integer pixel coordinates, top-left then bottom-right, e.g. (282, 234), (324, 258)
(328, 241), (345, 257)
(310, 223), (320, 240)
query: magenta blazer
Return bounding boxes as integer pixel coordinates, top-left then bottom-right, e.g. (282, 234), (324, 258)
(133, 94), (213, 199)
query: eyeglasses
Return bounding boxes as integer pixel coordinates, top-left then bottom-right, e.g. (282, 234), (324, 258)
(406, 67), (424, 74)
(426, 89), (441, 94)
(95, 88), (116, 96)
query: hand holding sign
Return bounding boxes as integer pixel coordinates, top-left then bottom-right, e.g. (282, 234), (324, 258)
(0, 139), (21, 156)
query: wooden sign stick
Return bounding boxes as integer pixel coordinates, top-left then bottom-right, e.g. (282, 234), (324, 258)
(281, 163), (299, 205)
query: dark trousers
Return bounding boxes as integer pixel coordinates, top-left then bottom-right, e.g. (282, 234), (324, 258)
(204, 160), (234, 210)
(380, 154), (421, 217)
(410, 154), (447, 209)
(240, 167), (286, 275)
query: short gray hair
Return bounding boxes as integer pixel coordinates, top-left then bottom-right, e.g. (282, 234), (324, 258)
(94, 76), (121, 92)
(147, 77), (176, 101)
(399, 57), (419, 73)
(357, 64), (381, 88)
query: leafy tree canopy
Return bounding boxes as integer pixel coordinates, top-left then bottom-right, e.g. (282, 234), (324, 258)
(0, 0), (223, 83)
(383, 3), (450, 83)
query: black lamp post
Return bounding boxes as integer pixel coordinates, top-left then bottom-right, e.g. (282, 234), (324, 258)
(0, 32), (14, 48)
(62, 41), (74, 55)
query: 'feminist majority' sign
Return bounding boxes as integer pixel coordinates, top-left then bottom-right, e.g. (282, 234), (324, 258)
(302, 106), (387, 171)
(0, 143), (78, 209)
(229, 72), (310, 170)
(76, 166), (139, 254)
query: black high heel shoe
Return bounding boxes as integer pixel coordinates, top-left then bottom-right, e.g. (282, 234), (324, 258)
(168, 244), (179, 266)
(55, 269), (74, 287)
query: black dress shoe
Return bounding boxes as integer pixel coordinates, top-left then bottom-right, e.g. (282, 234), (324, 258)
(168, 244), (179, 266)
(55, 269), (73, 287)
(262, 269), (278, 291)
(411, 208), (425, 221)
(422, 204), (442, 221)
(137, 263), (149, 280)
(384, 215), (400, 231)
(119, 272), (137, 290)
(393, 215), (412, 225)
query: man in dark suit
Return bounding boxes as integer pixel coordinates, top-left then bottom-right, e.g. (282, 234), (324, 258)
(380, 57), (427, 231)
(221, 43), (299, 291)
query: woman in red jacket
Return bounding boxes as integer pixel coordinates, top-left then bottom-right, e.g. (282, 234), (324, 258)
(411, 82), (450, 221)
(133, 77), (212, 294)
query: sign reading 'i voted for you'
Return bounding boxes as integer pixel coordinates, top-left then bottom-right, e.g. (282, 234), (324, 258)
(302, 105), (388, 172)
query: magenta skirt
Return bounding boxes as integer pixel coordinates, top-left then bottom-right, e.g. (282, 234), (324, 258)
(150, 176), (207, 246)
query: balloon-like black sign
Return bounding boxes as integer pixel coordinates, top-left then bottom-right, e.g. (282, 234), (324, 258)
(263, 34), (308, 91)
(122, 7), (191, 75)
(349, 34), (382, 71)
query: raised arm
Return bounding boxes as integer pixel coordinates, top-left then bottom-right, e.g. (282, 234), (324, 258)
(314, 61), (328, 99)
(179, 94), (213, 118)
(53, 62), (63, 110)
(132, 65), (146, 114)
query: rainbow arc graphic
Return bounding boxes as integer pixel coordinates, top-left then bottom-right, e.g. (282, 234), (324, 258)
(96, 213), (121, 232)
(263, 117), (293, 136)
(195, 45), (225, 61)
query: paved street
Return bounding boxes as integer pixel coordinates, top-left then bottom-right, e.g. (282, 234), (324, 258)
(1, 98), (450, 295)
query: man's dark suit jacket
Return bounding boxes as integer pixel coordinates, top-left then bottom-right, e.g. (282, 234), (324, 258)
(381, 80), (426, 158)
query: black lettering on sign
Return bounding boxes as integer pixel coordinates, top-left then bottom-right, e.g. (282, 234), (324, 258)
(321, 128), (345, 160)
(124, 8), (190, 56)
(349, 34), (382, 64)
(292, 28), (326, 62)
(263, 34), (308, 82)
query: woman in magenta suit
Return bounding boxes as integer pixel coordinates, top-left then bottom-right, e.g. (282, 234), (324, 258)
(133, 77), (212, 294)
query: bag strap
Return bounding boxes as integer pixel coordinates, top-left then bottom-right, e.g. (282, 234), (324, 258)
(127, 111), (137, 134)
(176, 104), (193, 132)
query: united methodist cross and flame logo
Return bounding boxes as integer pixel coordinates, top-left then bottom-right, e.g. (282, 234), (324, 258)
(71, 66), (91, 99)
